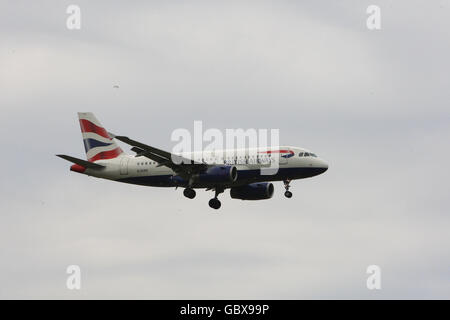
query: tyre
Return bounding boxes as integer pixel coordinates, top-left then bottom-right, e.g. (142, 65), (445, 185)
(183, 188), (196, 199)
(208, 198), (221, 209)
(284, 191), (293, 198)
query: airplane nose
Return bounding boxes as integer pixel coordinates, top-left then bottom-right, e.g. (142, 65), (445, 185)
(319, 159), (328, 174)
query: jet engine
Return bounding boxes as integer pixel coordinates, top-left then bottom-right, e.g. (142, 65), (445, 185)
(230, 182), (274, 200)
(197, 165), (238, 183)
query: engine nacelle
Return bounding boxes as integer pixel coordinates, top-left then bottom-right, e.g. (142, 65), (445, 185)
(197, 165), (238, 183)
(230, 182), (274, 200)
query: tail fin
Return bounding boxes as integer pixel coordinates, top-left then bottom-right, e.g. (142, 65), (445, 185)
(78, 112), (124, 162)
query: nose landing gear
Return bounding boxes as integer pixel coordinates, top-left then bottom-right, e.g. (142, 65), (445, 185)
(283, 179), (293, 198)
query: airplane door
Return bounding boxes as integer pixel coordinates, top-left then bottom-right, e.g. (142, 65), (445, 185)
(120, 157), (129, 175)
(279, 154), (288, 165)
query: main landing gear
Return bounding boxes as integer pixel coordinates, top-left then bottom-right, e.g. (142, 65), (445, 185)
(209, 187), (224, 210)
(209, 198), (221, 210)
(283, 179), (293, 198)
(183, 188), (196, 199)
(186, 181), (290, 207)
(183, 186), (223, 210)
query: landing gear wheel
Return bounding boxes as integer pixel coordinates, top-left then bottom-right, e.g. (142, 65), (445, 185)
(283, 179), (292, 198)
(183, 188), (196, 199)
(208, 187), (224, 210)
(284, 191), (293, 198)
(208, 198), (221, 209)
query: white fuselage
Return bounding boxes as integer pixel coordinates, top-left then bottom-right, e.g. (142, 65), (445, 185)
(82, 146), (328, 188)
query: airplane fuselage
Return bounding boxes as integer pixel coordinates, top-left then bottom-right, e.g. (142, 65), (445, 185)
(78, 146), (328, 189)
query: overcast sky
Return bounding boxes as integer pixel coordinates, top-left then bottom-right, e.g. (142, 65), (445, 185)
(0, 0), (449, 299)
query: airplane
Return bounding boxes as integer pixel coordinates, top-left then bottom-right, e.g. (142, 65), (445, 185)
(57, 113), (328, 209)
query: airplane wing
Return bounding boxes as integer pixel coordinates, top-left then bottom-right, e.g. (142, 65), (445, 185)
(113, 135), (208, 174)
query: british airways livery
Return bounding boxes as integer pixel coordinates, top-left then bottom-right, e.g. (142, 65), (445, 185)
(57, 113), (328, 209)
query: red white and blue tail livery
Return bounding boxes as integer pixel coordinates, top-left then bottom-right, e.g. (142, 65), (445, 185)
(78, 112), (123, 162)
(57, 113), (328, 210)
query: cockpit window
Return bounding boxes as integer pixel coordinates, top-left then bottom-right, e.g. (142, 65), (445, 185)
(299, 152), (318, 157)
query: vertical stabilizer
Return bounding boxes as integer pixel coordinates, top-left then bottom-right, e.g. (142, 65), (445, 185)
(77, 112), (123, 162)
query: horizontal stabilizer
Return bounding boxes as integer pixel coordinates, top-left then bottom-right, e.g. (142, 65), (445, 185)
(56, 154), (105, 169)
